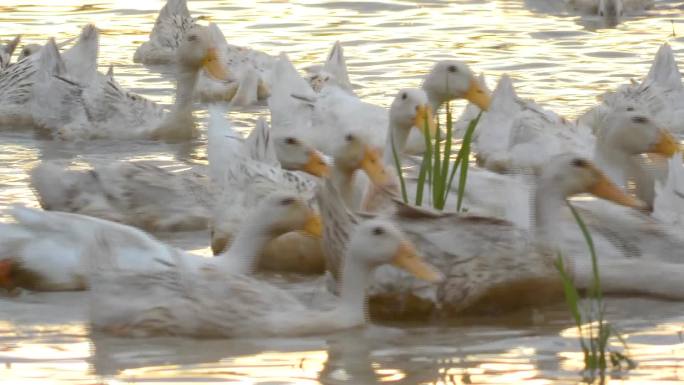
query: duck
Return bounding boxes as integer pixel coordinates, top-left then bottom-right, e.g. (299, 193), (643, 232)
(30, 160), (213, 232)
(0, 191), (322, 292)
(579, 43), (684, 135)
(0, 33), (84, 129)
(133, 0), (196, 65)
(207, 105), (330, 254)
(8, 37), (92, 133)
(319, 154), (684, 318)
(57, 24), (230, 141)
(133, 0), (274, 105)
(209, 105), (390, 252)
(472, 75), (678, 185)
(88, 218), (441, 338)
(269, 54), (490, 156)
(304, 41), (354, 94)
(30, 108), (328, 233)
(0, 36), (20, 70)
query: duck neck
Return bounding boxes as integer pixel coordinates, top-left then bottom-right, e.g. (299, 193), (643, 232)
(593, 143), (629, 188)
(173, 68), (199, 115)
(331, 164), (358, 209)
(533, 184), (567, 254)
(383, 121), (411, 166)
(153, 67), (199, 140)
(335, 256), (370, 323)
(217, 220), (272, 275)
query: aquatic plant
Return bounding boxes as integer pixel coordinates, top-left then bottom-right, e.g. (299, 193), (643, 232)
(392, 101), (482, 211)
(555, 205), (636, 383)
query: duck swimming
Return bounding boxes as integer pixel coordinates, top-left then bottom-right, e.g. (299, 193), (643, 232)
(88, 218), (440, 338)
(319, 154), (684, 318)
(0, 192), (322, 292)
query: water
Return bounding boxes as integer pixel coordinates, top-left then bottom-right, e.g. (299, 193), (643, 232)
(1, 0), (684, 383)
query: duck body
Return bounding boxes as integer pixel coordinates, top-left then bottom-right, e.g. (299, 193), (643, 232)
(30, 161), (212, 232)
(0, 36), (20, 70)
(0, 191), (322, 292)
(269, 54), (430, 157)
(320, 155), (684, 319)
(89, 219), (440, 338)
(580, 43), (684, 135)
(134, 0), (272, 105)
(472, 75), (594, 173)
(133, 0), (196, 65)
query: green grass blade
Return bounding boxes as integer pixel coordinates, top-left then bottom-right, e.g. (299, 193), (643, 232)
(568, 204), (602, 302)
(439, 104), (454, 208)
(455, 111), (482, 212)
(390, 128), (408, 203)
(446, 112), (482, 210)
(432, 113), (442, 209)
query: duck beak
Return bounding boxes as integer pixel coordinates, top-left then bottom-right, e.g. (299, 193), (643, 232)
(464, 78), (491, 111)
(413, 104), (437, 137)
(588, 170), (647, 210)
(203, 48), (230, 81)
(392, 241), (443, 283)
(301, 150), (330, 177)
(302, 213), (323, 238)
(360, 146), (391, 186)
(648, 129), (680, 157)
(0, 259), (14, 289)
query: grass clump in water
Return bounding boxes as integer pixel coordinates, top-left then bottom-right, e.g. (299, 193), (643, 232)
(555, 205), (636, 383)
(392, 101), (482, 211)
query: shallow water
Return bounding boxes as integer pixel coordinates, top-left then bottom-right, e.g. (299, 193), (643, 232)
(1, 0), (684, 383)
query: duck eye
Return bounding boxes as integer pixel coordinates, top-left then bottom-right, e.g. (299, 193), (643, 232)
(447, 65), (458, 73)
(23, 48), (30, 56)
(187, 34), (198, 42)
(626, 106), (635, 111)
(372, 227), (385, 236)
(280, 197), (295, 206)
(631, 116), (648, 124)
(401, 92), (407, 100)
(284, 137), (298, 145)
(345, 134), (354, 142)
(572, 158), (589, 168)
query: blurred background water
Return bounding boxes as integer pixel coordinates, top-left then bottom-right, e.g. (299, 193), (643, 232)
(1, 0), (684, 383)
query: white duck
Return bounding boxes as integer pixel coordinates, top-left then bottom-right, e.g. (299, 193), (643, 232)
(580, 43), (684, 135)
(472, 75), (678, 180)
(30, 161), (213, 232)
(0, 192), (321, 292)
(0, 35), (87, 130)
(30, 109), (329, 233)
(268, 54), (490, 156)
(207, 106), (330, 254)
(133, 0), (196, 64)
(133, 0), (273, 105)
(319, 154), (684, 318)
(88, 218), (440, 338)
(59, 24), (230, 141)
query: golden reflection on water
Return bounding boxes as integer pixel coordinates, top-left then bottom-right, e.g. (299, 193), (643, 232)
(1, 0), (684, 384)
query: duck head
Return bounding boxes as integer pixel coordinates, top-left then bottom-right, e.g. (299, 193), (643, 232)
(422, 60), (491, 111)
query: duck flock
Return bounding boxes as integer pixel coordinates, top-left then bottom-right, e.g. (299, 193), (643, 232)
(0, 0), (683, 338)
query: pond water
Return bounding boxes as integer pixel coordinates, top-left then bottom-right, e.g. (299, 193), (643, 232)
(1, 0), (684, 383)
